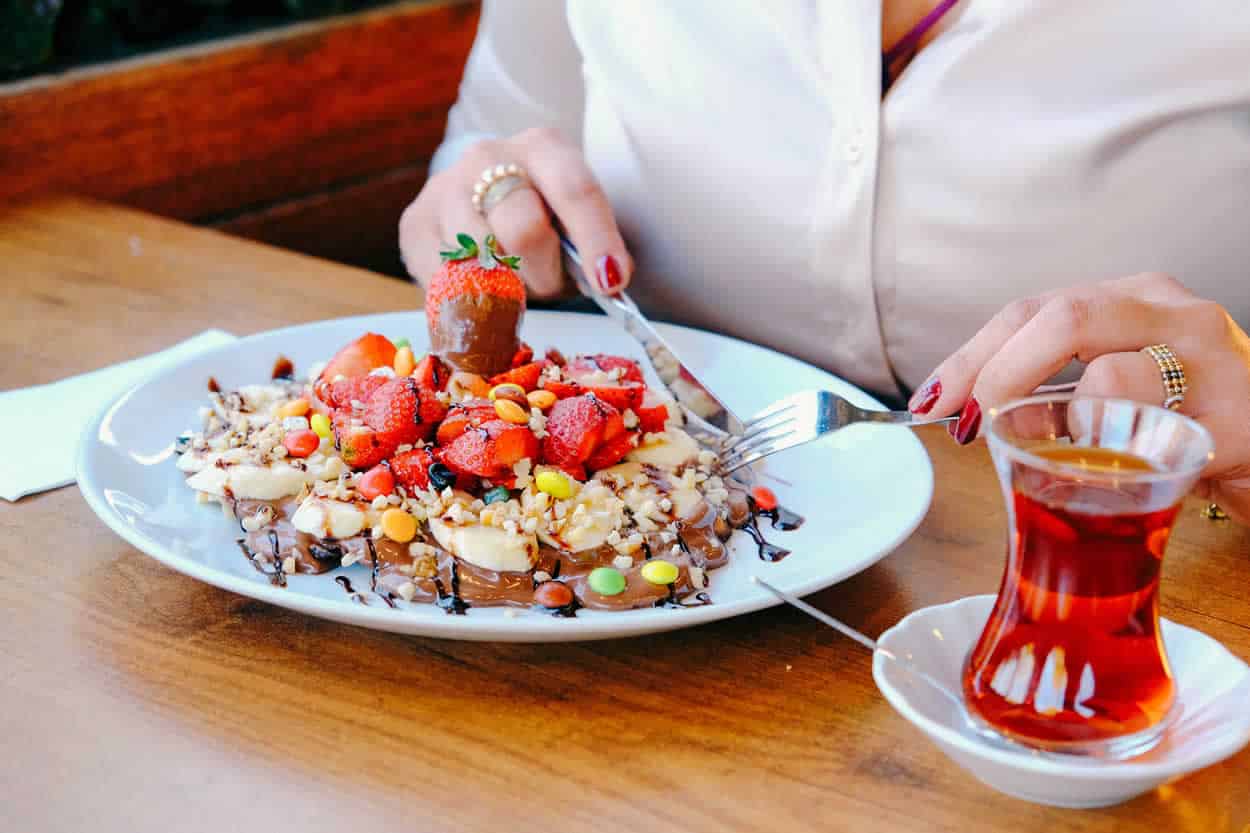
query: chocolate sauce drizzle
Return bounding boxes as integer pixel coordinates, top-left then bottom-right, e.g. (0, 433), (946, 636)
(224, 463), (803, 615)
(271, 356), (295, 380)
(237, 538), (286, 586)
(742, 496), (805, 561)
(759, 505), (804, 531)
(741, 515), (792, 562)
(434, 560), (469, 615)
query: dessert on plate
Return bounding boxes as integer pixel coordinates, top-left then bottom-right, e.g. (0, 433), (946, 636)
(175, 235), (800, 615)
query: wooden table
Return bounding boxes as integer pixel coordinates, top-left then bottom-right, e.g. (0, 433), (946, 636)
(3, 197), (1248, 833)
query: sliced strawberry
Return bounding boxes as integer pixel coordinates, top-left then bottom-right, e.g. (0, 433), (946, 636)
(566, 354), (645, 384)
(539, 378), (584, 400)
(314, 375), (386, 411)
(541, 394), (615, 473)
(417, 388), (449, 426)
(362, 378), (423, 447)
(487, 420), (540, 467)
(435, 399), (497, 446)
(583, 383), (645, 412)
(412, 353), (449, 392)
(390, 446), (437, 492)
(362, 378), (449, 447)
(510, 343), (534, 368)
(320, 333), (397, 382)
(332, 411), (396, 470)
(439, 428), (489, 478)
(489, 360), (549, 392)
(601, 410), (627, 441)
(586, 430), (637, 471)
(440, 420), (538, 480)
(635, 402), (669, 434)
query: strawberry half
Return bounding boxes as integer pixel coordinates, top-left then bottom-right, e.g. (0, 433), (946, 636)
(585, 430), (637, 471)
(412, 353), (449, 392)
(489, 360), (550, 392)
(542, 394), (624, 478)
(314, 375), (387, 412)
(635, 402), (669, 434)
(440, 419), (538, 481)
(319, 333), (397, 382)
(538, 378), (584, 400)
(435, 399), (498, 446)
(510, 343), (535, 368)
(368, 378), (449, 446)
(565, 355), (645, 384)
(390, 446), (437, 492)
(332, 411), (395, 470)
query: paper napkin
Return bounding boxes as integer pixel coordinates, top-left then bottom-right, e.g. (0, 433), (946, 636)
(0, 329), (236, 502)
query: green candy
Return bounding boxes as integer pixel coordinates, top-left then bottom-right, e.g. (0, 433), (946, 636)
(392, 337), (410, 350)
(587, 566), (627, 596)
(483, 485), (511, 505)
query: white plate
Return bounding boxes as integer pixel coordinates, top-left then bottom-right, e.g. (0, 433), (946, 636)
(77, 311), (933, 642)
(874, 595), (1250, 808)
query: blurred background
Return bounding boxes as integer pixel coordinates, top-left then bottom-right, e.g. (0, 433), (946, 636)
(1, 0), (479, 276)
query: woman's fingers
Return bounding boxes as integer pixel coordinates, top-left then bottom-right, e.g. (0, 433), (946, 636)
(399, 131), (630, 299)
(913, 295), (1047, 416)
(518, 128), (632, 294)
(1073, 352), (1164, 404)
(484, 186), (564, 298)
(912, 274), (1198, 418)
(398, 176), (453, 286)
(971, 294), (1172, 411)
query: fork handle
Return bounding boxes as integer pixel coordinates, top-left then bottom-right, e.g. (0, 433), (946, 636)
(860, 410), (958, 427)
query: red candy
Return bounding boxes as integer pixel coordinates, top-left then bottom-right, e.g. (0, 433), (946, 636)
(357, 465), (395, 500)
(533, 581), (573, 608)
(751, 485), (778, 512)
(282, 429), (320, 459)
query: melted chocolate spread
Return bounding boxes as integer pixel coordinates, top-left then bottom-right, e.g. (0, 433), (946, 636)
(430, 294), (523, 376)
(224, 477), (802, 616)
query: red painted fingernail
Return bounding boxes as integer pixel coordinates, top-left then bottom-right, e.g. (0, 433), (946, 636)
(908, 376), (941, 415)
(950, 398), (982, 445)
(595, 255), (623, 293)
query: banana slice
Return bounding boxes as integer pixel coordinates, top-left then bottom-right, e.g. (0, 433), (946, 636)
(183, 453), (344, 500)
(291, 495), (367, 540)
(429, 518), (537, 572)
(626, 426), (700, 469)
(186, 462), (310, 501)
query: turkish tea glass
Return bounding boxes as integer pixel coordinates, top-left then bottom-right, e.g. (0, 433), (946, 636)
(963, 395), (1213, 758)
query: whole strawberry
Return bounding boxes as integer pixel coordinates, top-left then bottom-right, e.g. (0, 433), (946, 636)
(425, 233), (526, 377)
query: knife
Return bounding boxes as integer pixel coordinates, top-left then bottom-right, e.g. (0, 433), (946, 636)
(558, 233), (746, 438)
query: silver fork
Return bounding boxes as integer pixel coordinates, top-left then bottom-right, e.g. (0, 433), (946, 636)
(716, 390), (956, 475)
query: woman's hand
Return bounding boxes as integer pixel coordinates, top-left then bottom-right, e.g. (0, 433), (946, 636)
(911, 273), (1250, 522)
(399, 128), (632, 298)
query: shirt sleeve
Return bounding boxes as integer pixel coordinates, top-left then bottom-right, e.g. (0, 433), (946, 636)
(431, 0), (586, 174)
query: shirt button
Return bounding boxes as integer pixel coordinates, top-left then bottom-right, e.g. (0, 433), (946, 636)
(846, 141), (862, 163)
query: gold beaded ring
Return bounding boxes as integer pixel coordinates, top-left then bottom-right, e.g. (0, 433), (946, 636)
(1141, 344), (1187, 410)
(471, 163), (532, 217)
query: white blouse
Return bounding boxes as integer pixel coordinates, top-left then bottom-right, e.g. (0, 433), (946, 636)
(432, 0), (1250, 398)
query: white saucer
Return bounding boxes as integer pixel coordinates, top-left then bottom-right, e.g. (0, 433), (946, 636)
(872, 595), (1250, 808)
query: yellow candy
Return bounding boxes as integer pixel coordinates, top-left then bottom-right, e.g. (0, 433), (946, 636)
(277, 397), (310, 418)
(489, 383), (527, 402)
(393, 345), (416, 377)
(381, 508), (417, 543)
(310, 412), (333, 440)
(526, 389), (557, 410)
(494, 398), (530, 425)
(641, 559), (679, 585)
(535, 470), (574, 500)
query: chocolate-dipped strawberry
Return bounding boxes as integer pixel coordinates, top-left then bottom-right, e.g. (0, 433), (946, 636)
(425, 233), (526, 376)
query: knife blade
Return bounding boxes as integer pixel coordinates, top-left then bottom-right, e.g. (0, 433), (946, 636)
(557, 233), (745, 438)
